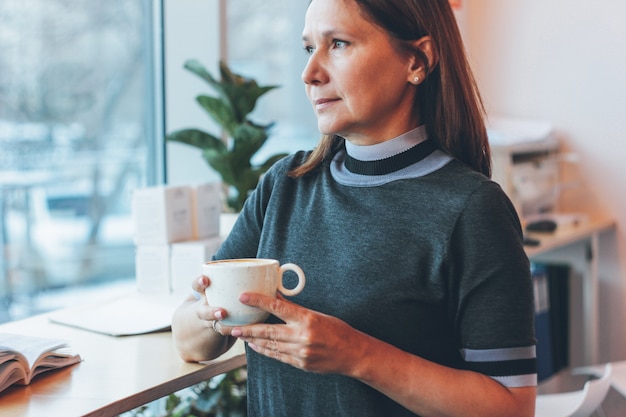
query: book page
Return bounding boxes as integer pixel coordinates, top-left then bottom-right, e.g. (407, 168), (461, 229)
(0, 333), (68, 370)
(29, 350), (81, 381)
(0, 363), (27, 392)
(0, 333), (81, 391)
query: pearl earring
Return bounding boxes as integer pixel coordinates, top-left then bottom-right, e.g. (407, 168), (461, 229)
(414, 76), (420, 84)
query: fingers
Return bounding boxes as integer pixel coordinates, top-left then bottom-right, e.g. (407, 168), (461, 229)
(192, 275), (228, 321)
(211, 319), (228, 336)
(206, 291), (294, 342)
(213, 320), (237, 336)
(239, 292), (293, 321)
(248, 338), (285, 362)
(229, 293), (298, 341)
(229, 320), (289, 348)
(195, 302), (224, 321)
(194, 294), (228, 328)
(233, 323), (287, 362)
(191, 275), (210, 293)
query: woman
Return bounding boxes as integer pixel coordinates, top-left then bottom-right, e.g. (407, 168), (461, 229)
(171, 0), (537, 416)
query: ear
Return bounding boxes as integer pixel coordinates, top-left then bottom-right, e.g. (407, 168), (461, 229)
(407, 36), (439, 85)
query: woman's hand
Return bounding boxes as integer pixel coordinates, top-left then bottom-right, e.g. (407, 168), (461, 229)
(221, 292), (366, 376)
(171, 275), (236, 362)
(191, 274), (229, 327)
(219, 291), (536, 417)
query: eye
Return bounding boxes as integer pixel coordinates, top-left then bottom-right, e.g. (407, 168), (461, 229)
(303, 45), (315, 56)
(332, 39), (349, 49)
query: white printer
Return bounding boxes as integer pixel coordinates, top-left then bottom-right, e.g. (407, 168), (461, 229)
(488, 116), (560, 218)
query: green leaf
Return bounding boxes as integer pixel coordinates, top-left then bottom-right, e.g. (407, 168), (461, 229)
(203, 149), (239, 187)
(217, 60), (278, 121)
(237, 167), (262, 192)
(231, 124), (267, 168)
(166, 129), (225, 152)
(232, 83), (278, 121)
(196, 95), (237, 134)
(184, 59), (226, 97)
(165, 393), (182, 411)
(185, 59), (279, 124)
(218, 59), (245, 86)
(176, 59), (284, 211)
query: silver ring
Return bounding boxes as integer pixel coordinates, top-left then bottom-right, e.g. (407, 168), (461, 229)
(211, 320), (220, 334)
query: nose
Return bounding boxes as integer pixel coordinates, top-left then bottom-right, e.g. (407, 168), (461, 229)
(301, 52), (325, 85)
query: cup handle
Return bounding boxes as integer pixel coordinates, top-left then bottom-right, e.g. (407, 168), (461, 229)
(277, 263), (306, 296)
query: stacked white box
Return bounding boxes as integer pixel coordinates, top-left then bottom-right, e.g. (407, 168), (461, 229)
(170, 237), (222, 294)
(135, 245), (171, 293)
(131, 185), (194, 245)
(191, 182), (222, 239)
(131, 184), (224, 294)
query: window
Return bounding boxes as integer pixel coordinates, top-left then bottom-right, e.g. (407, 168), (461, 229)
(0, 0), (163, 321)
(165, 1), (319, 186)
(0, 0), (320, 323)
(226, 0), (319, 162)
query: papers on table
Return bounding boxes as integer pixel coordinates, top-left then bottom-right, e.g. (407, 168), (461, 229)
(48, 292), (186, 336)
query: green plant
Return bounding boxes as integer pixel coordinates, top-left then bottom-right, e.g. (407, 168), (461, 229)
(167, 59), (288, 212)
(127, 366), (247, 417)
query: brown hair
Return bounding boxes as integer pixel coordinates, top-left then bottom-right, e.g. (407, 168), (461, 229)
(289, 0), (491, 178)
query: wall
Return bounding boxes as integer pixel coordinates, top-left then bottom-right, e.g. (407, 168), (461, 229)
(162, 2), (317, 184)
(163, 0), (221, 185)
(161, 0), (626, 364)
(466, 1), (626, 363)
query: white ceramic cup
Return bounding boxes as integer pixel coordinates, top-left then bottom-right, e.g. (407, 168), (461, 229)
(203, 258), (306, 326)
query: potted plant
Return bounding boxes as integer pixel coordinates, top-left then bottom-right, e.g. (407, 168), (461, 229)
(167, 59), (288, 212)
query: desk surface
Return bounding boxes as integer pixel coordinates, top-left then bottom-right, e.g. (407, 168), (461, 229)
(0, 312), (246, 417)
(0, 213), (615, 415)
(523, 211), (615, 366)
(524, 212), (615, 258)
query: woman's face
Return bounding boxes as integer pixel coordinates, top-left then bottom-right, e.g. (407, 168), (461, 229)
(302, 0), (419, 145)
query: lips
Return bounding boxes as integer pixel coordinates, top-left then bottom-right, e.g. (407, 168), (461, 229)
(313, 98), (340, 110)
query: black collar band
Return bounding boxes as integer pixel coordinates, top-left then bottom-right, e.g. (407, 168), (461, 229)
(344, 140), (437, 176)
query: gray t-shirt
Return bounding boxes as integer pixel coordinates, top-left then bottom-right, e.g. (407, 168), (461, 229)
(215, 129), (536, 417)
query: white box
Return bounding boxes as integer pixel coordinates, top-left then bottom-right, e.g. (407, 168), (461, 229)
(170, 237), (222, 293)
(135, 244), (171, 293)
(131, 185), (194, 244)
(191, 182), (222, 239)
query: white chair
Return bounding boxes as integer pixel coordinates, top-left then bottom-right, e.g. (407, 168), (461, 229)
(535, 363), (612, 417)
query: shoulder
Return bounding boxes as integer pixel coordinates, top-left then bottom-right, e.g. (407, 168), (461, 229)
(433, 159), (514, 212)
(251, 150), (315, 203)
(263, 150), (313, 179)
(426, 160), (523, 242)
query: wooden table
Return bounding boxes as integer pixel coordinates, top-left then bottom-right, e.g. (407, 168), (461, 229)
(0, 213), (615, 415)
(524, 212), (616, 365)
(0, 311), (246, 417)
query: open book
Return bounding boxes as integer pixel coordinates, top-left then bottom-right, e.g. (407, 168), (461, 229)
(0, 333), (82, 394)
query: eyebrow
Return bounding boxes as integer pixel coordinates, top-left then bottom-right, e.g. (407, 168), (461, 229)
(302, 29), (345, 43)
